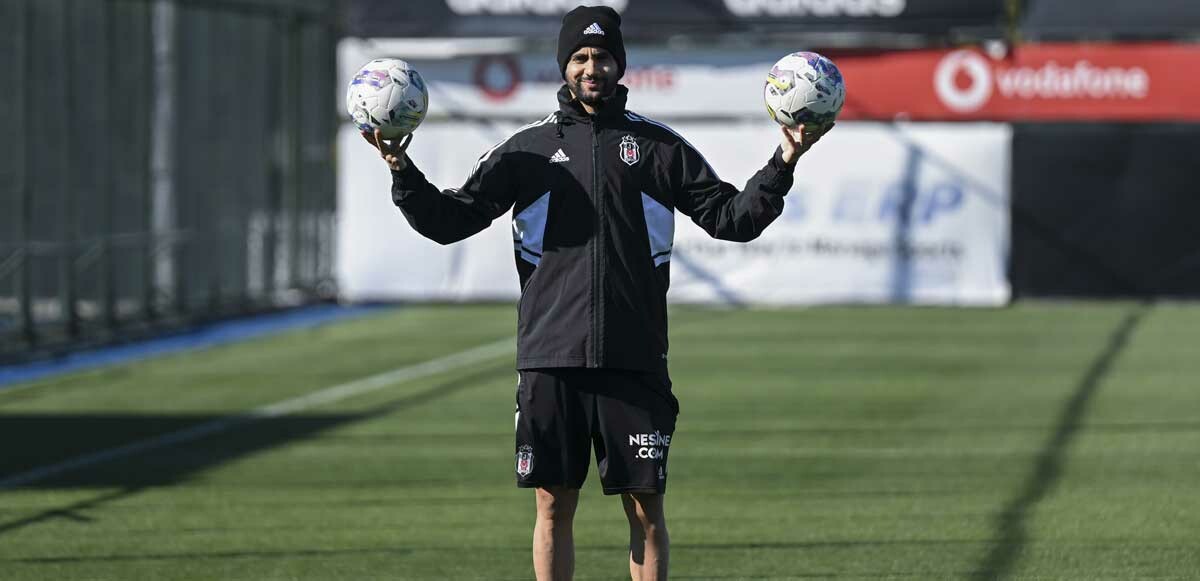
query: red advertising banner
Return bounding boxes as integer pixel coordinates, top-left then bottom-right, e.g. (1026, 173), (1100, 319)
(836, 43), (1200, 121)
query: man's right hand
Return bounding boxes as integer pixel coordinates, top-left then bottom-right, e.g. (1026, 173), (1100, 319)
(779, 122), (834, 168)
(361, 129), (413, 172)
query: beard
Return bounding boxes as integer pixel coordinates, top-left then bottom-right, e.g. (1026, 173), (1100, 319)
(569, 75), (616, 107)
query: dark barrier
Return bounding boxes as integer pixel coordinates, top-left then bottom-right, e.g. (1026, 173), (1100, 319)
(345, 0), (1007, 40)
(1021, 0), (1200, 40)
(0, 0), (338, 362)
(345, 0), (1200, 42)
(1010, 123), (1200, 298)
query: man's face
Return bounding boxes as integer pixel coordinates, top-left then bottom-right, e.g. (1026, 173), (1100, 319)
(565, 46), (618, 107)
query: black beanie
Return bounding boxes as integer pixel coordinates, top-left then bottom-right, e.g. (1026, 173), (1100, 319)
(557, 6), (626, 80)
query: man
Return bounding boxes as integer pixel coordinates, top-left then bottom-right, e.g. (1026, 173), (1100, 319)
(363, 6), (830, 580)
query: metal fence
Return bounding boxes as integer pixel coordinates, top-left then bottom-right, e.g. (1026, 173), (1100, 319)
(0, 0), (338, 362)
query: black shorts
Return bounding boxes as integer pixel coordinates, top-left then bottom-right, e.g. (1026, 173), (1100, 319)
(514, 367), (679, 495)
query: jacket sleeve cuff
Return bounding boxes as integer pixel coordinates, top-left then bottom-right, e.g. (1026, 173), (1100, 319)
(764, 146), (796, 191)
(769, 146), (796, 173)
(389, 158), (423, 204)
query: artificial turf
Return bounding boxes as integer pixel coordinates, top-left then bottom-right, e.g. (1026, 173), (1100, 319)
(1, 302), (1197, 580)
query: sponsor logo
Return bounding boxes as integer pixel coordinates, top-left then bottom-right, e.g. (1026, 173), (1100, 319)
(549, 149), (570, 163)
(516, 444), (534, 477)
(474, 55), (522, 101)
(724, 0), (906, 18)
(832, 181), (965, 225)
(619, 135), (640, 166)
(472, 56), (677, 103)
(934, 50), (993, 112)
(446, 0), (627, 16)
(935, 50), (1152, 113)
(629, 431), (671, 460)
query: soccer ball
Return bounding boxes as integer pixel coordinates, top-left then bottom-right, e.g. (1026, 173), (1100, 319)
(763, 52), (846, 130)
(346, 58), (428, 139)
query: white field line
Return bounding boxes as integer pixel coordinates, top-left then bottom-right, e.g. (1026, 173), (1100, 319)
(0, 337), (515, 490)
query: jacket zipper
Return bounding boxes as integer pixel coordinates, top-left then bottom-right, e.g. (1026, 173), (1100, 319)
(591, 121), (602, 367)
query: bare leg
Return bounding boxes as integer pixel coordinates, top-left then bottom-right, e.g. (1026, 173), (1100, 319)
(622, 492), (669, 581)
(622, 494), (646, 581)
(534, 486), (580, 581)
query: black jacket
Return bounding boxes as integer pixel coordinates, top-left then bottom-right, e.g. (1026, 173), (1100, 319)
(392, 85), (795, 371)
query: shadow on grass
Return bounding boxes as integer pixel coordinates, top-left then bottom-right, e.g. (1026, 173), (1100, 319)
(7, 538), (978, 566)
(971, 303), (1151, 581)
(8, 546), (415, 564)
(0, 414), (355, 489)
(0, 362), (510, 536)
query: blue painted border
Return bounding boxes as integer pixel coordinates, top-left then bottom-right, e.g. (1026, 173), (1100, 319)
(0, 304), (388, 390)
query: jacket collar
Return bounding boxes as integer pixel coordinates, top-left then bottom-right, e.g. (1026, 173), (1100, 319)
(556, 84), (629, 123)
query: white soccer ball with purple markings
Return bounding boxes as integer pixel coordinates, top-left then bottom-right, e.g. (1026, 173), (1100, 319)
(346, 58), (428, 139)
(764, 52), (846, 130)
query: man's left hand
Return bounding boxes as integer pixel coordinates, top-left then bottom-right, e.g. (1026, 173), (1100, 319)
(780, 122), (834, 168)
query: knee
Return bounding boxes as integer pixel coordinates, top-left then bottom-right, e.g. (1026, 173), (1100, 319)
(634, 511), (665, 535)
(535, 487), (579, 523)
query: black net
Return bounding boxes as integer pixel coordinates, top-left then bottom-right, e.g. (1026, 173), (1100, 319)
(0, 0), (338, 361)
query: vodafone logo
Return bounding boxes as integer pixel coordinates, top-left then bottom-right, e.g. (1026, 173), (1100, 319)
(935, 49), (1152, 113)
(934, 50), (993, 112)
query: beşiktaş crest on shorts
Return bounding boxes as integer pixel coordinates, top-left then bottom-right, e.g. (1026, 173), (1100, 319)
(516, 444), (534, 477)
(619, 135), (640, 166)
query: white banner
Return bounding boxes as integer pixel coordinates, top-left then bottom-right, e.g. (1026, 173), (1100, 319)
(338, 121), (523, 302)
(338, 119), (1010, 305)
(671, 122), (1011, 305)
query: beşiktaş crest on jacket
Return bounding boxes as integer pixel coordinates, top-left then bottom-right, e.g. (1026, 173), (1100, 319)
(391, 85), (796, 372)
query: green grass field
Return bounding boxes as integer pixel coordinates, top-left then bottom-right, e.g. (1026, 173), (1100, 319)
(1, 303), (1198, 580)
